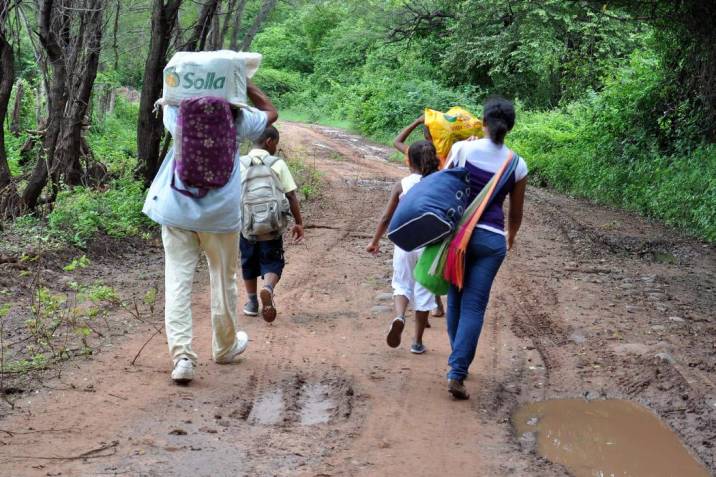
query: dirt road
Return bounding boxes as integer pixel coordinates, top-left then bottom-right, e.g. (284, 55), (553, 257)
(0, 122), (714, 476)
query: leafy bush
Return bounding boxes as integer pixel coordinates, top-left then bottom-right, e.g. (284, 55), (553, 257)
(88, 97), (139, 177)
(344, 76), (480, 142)
(47, 179), (152, 247)
(252, 24), (313, 74)
(252, 68), (303, 107)
(41, 95), (151, 247)
(510, 51), (716, 241)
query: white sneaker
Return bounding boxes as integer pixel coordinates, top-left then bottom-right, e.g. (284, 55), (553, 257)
(171, 358), (195, 383)
(215, 331), (249, 364)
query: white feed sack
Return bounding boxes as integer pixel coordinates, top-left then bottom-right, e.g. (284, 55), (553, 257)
(159, 50), (262, 107)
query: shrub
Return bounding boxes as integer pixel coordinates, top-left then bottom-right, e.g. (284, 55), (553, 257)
(87, 97), (139, 177)
(510, 51), (716, 241)
(48, 179), (152, 247)
(252, 68), (303, 107)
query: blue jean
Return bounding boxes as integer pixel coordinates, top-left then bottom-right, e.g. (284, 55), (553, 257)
(447, 228), (507, 380)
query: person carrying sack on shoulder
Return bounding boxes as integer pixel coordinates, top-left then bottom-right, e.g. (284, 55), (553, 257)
(442, 97), (528, 400)
(239, 126), (304, 323)
(142, 80), (278, 385)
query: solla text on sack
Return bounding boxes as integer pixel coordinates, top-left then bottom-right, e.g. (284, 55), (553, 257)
(166, 71), (227, 90)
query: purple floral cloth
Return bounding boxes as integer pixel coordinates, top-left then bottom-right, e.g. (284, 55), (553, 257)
(172, 96), (237, 198)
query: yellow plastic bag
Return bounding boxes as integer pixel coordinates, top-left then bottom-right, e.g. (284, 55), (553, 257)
(424, 107), (484, 165)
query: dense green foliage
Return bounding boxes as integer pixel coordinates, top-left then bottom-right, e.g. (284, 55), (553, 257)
(46, 99), (152, 247)
(1, 0), (713, 245)
(248, 1), (715, 241)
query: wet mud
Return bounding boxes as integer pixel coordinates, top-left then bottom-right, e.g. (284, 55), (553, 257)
(513, 399), (711, 477)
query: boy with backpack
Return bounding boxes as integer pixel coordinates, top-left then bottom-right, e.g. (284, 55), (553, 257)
(239, 125), (304, 322)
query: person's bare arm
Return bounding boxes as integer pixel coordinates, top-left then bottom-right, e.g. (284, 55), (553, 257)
(393, 115), (424, 155)
(367, 182), (402, 255)
(286, 190), (304, 243)
(246, 80), (278, 125)
(507, 178), (527, 251)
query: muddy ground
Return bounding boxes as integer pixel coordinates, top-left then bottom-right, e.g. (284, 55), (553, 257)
(0, 122), (714, 476)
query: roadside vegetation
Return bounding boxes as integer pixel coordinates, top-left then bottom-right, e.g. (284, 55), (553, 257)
(253, 1), (716, 241)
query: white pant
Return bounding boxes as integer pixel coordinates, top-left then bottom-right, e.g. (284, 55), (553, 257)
(162, 226), (240, 365)
(392, 246), (436, 312)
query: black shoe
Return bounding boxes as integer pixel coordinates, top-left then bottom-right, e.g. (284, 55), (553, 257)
(448, 379), (469, 400)
(386, 316), (405, 348)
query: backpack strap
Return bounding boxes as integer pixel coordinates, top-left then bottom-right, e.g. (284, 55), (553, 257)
(244, 151), (281, 168)
(239, 155), (253, 169)
(260, 155), (282, 168)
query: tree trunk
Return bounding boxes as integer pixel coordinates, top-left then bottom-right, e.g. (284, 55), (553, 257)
(229, 0), (248, 50)
(207, 3), (222, 50)
(136, 0), (183, 188)
(220, 0), (237, 49)
(35, 82), (47, 130)
(0, 0), (23, 219)
(9, 80), (23, 137)
(23, 0), (107, 209)
(23, 0), (69, 208)
(239, 0), (277, 51)
(52, 2), (104, 186)
(112, 0), (120, 71)
(18, 5), (50, 121)
(108, 89), (116, 115)
(183, 0), (221, 52)
(0, 8), (15, 190)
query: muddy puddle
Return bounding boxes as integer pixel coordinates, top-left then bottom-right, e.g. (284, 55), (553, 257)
(513, 399), (710, 477)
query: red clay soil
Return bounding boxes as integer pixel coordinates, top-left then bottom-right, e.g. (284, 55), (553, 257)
(0, 122), (713, 476)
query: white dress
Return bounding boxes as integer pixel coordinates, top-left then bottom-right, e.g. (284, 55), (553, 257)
(391, 173), (437, 311)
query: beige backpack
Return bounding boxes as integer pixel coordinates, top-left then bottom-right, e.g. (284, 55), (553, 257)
(240, 153), (290, 240)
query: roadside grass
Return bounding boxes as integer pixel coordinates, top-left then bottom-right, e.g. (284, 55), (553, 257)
(283, 147), (323, 201)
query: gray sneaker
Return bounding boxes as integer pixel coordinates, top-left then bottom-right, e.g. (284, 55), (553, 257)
(410, 342), (426, 354)
(243, 300), (258, 316)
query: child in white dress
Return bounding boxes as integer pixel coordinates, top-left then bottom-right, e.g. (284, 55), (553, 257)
(367, 141), (440, 353)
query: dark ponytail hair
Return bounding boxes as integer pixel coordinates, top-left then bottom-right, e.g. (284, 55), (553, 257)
(408, 140), (440, 177)
(483, 96), (515, 145)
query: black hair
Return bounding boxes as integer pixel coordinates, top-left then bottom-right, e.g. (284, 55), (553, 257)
(408, 140), (440, 177)
(255, 125), (279, 145)
(483, 96), (515, 145)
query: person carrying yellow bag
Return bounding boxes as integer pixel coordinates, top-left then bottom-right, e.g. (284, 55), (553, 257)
(395, 107), (483, 170)
(426, 106), (484, 165)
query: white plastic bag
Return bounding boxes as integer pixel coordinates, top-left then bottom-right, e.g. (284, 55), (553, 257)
(159, 50), (262, 107)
